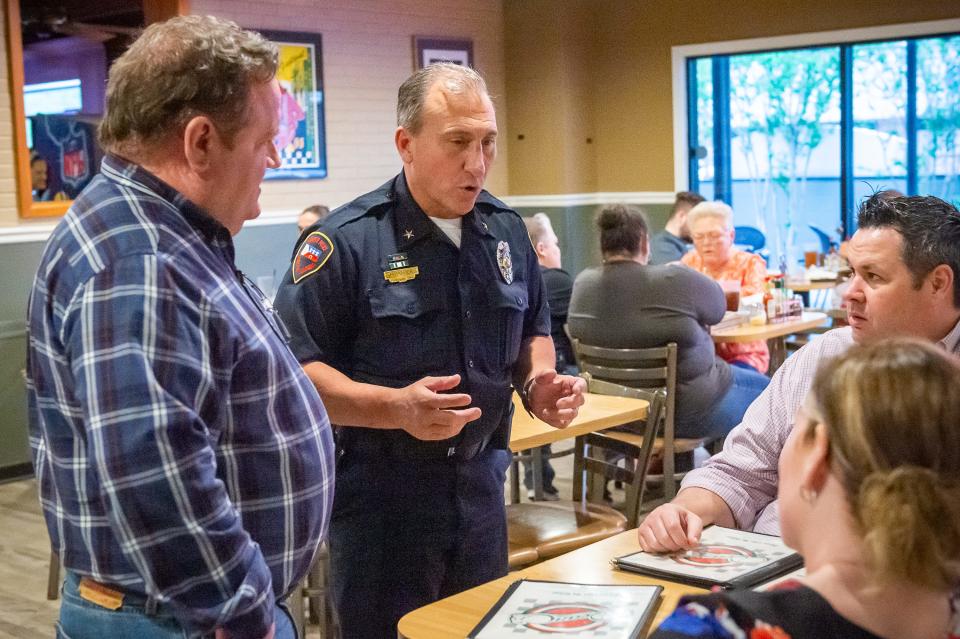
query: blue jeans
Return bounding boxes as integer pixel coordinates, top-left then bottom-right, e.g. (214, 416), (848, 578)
(57, 571), (297, 639)
(683, 365), (770, 441)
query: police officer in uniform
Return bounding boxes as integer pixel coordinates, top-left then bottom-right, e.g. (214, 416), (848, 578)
(274, 63), (586, 638)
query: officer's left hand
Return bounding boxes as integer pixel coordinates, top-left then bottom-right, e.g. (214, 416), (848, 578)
(527, 370), (586, 429)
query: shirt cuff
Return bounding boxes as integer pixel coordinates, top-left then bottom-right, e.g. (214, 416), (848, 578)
(680, 466), (757, 530)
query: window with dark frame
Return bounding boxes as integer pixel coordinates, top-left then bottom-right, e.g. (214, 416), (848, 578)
(687, 33), (960, 262)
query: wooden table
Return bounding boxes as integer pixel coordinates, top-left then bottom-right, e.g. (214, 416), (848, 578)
(786, 279), (836, 292)
(712, 311), (829, 372)
(397, 529), (705, 638)
(509, 392), (648, 502)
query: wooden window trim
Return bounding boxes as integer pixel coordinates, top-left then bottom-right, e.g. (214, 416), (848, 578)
(4, 0), (188, 218)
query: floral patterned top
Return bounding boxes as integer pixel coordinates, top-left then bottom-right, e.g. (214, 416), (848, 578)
(682, 249), (770, 373)
(650, 581), (960, 639)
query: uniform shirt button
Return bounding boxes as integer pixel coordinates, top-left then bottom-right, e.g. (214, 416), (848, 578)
(516, 296), (522, 305)
(465, 310), (472, 319)
(406, 302), (417, 313)
(468, 359), (475, 368)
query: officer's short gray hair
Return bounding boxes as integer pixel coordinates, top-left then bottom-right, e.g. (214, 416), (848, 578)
(397, 63), (489, 134)
(98, 15), (278, 158)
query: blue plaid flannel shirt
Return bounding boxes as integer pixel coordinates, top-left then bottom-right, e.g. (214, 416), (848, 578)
(27, 155), (335, 639)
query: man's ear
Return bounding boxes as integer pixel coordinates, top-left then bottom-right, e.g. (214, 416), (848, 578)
(926, 264), (955, 302)
(395, 127), (414, 164)
(182, 115), (217, 174)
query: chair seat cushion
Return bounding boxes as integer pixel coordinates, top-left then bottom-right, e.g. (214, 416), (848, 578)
(506, 501), (627, 560)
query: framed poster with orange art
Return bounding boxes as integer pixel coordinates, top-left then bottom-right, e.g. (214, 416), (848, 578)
(258, 30), (327, 180)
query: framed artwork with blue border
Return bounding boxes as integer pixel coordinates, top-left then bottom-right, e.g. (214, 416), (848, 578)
(258, 29), (327, 180)
(414, 36), (474, 69)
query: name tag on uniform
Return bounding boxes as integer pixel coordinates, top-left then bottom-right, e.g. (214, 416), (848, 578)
(384, 266), (419, 283)
(79, 577), (124, 610)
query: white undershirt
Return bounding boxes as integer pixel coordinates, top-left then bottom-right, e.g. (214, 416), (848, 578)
(428, 216), (463, 248)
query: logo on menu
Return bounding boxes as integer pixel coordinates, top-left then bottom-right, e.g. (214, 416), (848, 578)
(509, 603), (607, 633)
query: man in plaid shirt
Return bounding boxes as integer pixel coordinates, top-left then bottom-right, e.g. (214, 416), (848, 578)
(26, 16), (334, 639)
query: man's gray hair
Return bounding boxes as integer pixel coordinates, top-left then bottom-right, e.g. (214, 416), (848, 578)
(397, 63), (489, 134)
(524, 212), (554, 246)
(98, 15), (278, 157)
(687, 200), (734, 230)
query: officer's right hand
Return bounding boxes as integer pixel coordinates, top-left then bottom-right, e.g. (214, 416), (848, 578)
(396, 374), (482, 441)
(636, 503), (703, 552)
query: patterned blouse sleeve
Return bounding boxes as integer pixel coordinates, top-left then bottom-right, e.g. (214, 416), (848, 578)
(739, 252), (768, 297)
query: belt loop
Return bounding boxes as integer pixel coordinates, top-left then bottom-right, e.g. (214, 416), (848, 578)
(145, 596), (158, 616)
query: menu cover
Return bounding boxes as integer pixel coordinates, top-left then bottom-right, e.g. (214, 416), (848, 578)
(468, 579), (662, 639)
(613, 526), (803, 589)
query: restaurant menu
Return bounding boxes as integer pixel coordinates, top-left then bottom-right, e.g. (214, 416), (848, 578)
(468, 579), (662, 639)
(613, 526), (803, 589)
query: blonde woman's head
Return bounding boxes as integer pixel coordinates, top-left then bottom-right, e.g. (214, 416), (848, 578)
(787, 339), (960, 590)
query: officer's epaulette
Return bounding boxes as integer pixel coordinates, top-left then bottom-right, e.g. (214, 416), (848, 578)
(321, 178), (397, 229)
(475, 190), (518, 217)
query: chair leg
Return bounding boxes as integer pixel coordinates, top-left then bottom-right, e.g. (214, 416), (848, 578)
(288, 577), (306, 639)
(509, 455), (521, 503)
(47, 550), (60, 600)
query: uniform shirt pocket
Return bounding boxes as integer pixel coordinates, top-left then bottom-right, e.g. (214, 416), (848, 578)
(366, 280), (449, 377)
(490, 280), (529, 367)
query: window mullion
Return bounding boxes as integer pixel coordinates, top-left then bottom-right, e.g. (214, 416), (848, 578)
(906, 39), (918, 195)
(712, 56), (732, 204)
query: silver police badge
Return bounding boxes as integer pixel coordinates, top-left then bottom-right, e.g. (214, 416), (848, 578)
(496, 241), (513, 283)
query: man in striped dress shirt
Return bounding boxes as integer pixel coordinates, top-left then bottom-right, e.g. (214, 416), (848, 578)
(637, 193), (960, 551)
(26, 16), (334, 639)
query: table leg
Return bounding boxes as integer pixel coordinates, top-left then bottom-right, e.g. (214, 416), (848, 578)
(509, 455), (520, 504)
(767, 336), (787, 373)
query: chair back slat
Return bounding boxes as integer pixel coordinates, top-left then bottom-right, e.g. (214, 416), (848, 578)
(572, 338), (684, 500)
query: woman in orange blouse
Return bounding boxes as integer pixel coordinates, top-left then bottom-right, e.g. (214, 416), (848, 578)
(682, 201), (770, 373)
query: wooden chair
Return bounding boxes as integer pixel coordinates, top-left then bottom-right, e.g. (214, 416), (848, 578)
(570, 339), (705, 500)
(505, 381), (664, 565)
(290, 543), (338, 638)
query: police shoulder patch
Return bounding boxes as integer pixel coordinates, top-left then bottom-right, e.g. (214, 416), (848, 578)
(292, 231), (335, 283)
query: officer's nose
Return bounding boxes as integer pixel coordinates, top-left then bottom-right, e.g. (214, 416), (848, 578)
(465, 142), (486, 177)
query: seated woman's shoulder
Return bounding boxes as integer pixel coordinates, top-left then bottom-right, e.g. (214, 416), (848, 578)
(651, 584), (818, 639)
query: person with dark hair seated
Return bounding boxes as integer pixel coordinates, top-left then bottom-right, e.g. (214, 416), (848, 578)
(568, 204), (769, 442)
(649, 191), (705, 265)
(651, 338), (960, 639)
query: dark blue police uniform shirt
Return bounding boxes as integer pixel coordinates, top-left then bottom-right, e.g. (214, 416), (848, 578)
(275, 172), (551, 455)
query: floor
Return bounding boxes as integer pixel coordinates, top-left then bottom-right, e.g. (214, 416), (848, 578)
(0, 452), (590, 638)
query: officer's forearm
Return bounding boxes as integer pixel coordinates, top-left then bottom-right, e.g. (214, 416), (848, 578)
(301, 361), (404, 428)
(514, 335), (557, 388)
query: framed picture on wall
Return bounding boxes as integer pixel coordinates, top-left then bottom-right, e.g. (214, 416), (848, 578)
(413, 36), (474, 69)
(257, 29), (328, 180)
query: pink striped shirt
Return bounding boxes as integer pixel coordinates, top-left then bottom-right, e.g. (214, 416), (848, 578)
(682, 319), (960, 533)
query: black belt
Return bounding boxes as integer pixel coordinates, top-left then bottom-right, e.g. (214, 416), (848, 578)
(339, 428), (498, 462)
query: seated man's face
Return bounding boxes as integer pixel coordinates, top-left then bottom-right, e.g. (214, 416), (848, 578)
(842, 227), (939, 343)
(31, 158), (48, 191)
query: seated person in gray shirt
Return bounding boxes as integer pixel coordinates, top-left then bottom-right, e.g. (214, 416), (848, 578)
(649, 191), (704, 265)
(568, 204), (769, 441)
